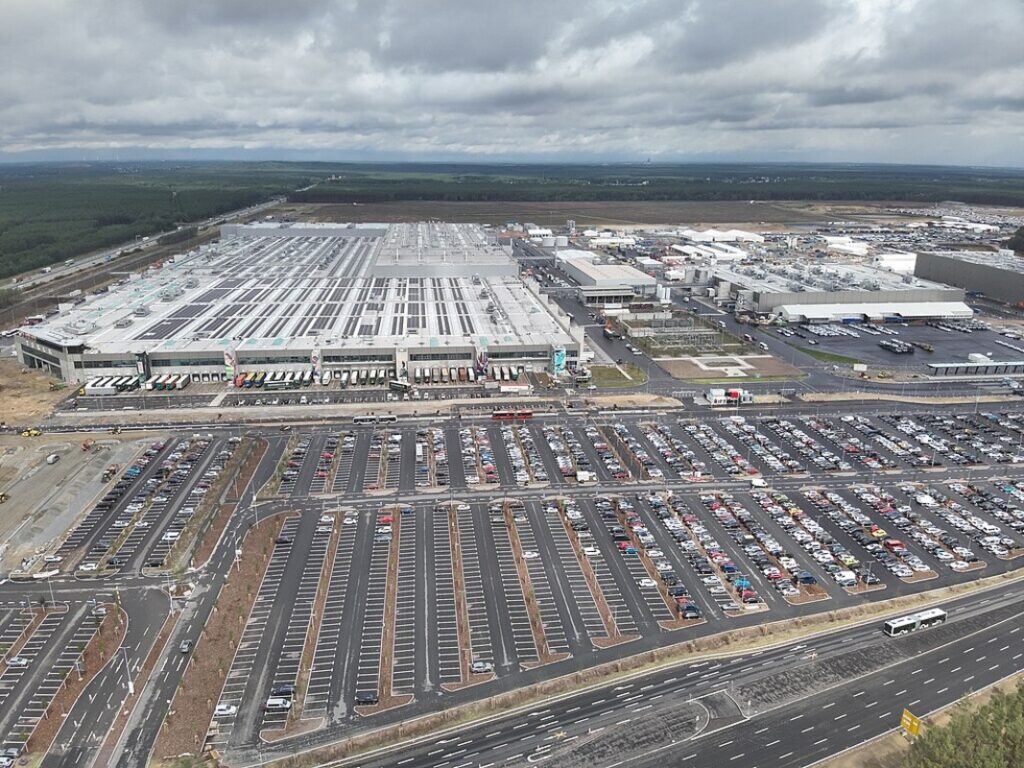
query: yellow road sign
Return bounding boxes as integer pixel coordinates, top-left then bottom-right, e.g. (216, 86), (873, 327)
(901, 708), (922, 736)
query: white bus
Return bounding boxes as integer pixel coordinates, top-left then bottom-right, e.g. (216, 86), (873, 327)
(467, 368), (476, 383)
(353, 414), (399, 425)
(144, 375), (160, 391)
(339, 371), (349, 387)
(883, 608), (947, 636)
(302, 370), (313, 387)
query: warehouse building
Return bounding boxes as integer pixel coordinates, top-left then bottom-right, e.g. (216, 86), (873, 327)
(16, 222), (582, 383)
(914, 251), (1024, 306)
(559, 255), (658, 305)
(708, 261), (969, 321)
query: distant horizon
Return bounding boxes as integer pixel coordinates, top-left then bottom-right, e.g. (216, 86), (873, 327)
(1, 153), (1023, 173)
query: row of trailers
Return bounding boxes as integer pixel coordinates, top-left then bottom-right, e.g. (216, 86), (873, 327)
(79, 373), (193, 396)
(412, 366), (520, 385)
(232, 368), (400, 390)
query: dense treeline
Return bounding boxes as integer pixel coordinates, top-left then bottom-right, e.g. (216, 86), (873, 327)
(1007, 226), (1024, 253)
(0, 162), (323, 279)
(903, 681), (1024, 767)
(292, 163), (1024, 207)
(2, 161), (1022, 280)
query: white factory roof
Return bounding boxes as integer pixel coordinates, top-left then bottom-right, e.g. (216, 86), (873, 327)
(873, 252), (918, 274)
(562, 257), (657, 288)
(555, 249), (598, 262)
(779, 301), (973, 323)
(822, 236), (870, 257)
(678, 228), (765, 244)
(22, 223), (576, 355)
(711, 260), (952, 294)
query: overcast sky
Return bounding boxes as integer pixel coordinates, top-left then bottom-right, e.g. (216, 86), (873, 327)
(2, 0), (1021, 165)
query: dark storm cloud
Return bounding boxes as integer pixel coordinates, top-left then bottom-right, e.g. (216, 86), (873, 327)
(0, 0), (1021, 165)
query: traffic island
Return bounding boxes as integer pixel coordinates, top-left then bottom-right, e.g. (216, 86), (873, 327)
(611, 497), (705, 631)
(93, 610), (179, 768)
(354, 506), (414, 716)
(263, 511), (342, 740)
(503, 500), (571, 669)
(599, 425), (645, 482)
(22, 604), (123, 759)
(152, 513), (288, 762)
(549, 497), (639, 649)
(441, 502), (496, 693)
(260, 435), (298, 499)
(165, 436), (264, 572)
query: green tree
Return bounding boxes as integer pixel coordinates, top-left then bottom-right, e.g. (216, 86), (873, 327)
(1006, 226), (1024, 254)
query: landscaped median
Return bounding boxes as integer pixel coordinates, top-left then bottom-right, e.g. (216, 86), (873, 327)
(151, 512), (289, 763)
(264, 509), (342, 739)
(253, 565), (1024, 768)
(163, 436), (265, 573)
(93, 610), (179, 768)
(22, 604), (124, 761)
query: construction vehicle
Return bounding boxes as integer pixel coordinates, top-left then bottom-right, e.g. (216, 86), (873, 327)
(81, 438), (96, 451)
(102, 465), (119, 482)
(0, 493), (8, 504)
(21, 429), (41, 437)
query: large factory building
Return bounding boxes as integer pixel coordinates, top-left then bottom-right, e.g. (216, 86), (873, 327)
(16, 222), (583, 384)
(914, 251), (1024, 307)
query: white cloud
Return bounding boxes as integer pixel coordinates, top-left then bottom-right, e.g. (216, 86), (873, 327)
(0, 0), (1021, 164)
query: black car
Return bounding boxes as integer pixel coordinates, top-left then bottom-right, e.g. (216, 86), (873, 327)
(271, 683), (295, 698)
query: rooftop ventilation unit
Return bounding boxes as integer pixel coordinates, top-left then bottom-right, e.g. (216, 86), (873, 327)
(133, 306), (152, 317)
(114, 317), (134, 329)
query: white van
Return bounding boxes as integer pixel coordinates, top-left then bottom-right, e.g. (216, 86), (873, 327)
(265, 697), (292, 711)
(46, 453), (61, 465)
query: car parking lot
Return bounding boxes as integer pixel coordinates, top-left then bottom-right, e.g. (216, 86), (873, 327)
(142, 403), (1024, 754)
(774, 320), (1021, 371)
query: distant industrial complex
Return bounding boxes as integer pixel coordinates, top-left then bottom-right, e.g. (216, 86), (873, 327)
(14, 206), (1024, 386)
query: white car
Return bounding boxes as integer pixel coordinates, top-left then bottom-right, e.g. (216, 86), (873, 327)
(522, 550), (539, 560)
(43, 555), (63, 563)
(214, 703), (238, 716)
(638, 578), (658, 588)
(78, 562), (98, 572)
(6, 656), (28, 668)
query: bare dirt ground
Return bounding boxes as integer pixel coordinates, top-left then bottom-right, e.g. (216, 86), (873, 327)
(275, 201), (829, 228)
(588, 394), (682, 410)
(657, 355), (803, 380)
(0, 358), (67, 425)
(0, 432), (159, 571)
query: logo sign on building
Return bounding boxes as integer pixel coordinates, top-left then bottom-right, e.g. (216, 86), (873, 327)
(551, 348), (567, 375)
(311, 347), (322, 376)
(223, 347), (237, 377)
(900, 709), (922, 737)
